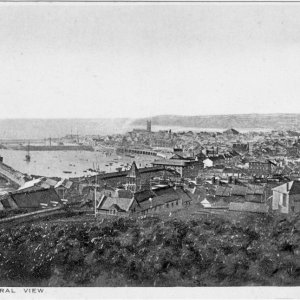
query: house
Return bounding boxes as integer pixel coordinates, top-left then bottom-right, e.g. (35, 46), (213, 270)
(222, 167), (242, 179)
(97, 196), (138, 216)
(272, 180), (300, 214)
(201, 199), (211, 208)
(135, 185), (193, 215)
(152, 158), (204, 179)
(209, 154), (226, 166)
(0, 187), (63, 211)
(203, 158), (213, 168)
(249, 160), (277, 176)
(54, 178), (73, 199)
(215, 183), (265, 203)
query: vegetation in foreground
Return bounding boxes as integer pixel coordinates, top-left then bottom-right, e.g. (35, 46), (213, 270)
(0, 213), (299, 287)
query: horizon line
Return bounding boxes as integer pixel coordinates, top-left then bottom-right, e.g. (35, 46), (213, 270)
(1, 112), (300, 120)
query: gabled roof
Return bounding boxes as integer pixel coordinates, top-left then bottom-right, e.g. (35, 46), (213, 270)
(100, 197), (135, 212)
(108, 204), (126, 212)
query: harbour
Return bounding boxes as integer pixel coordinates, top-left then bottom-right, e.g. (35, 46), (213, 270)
(0, 149), (155, 179)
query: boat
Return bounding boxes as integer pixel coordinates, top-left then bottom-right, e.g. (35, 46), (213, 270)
(25, 142), (31, 162)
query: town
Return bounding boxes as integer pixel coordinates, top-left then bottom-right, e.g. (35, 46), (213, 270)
(1, 120), (300, 219)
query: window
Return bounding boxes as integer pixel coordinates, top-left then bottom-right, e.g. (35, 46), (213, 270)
(166, 203), (169, 208)
(176, 200), (178, 206)
(282, 194), (287, 207)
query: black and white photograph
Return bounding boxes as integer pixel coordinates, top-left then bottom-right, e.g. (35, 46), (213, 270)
(0, 1), (300, 294)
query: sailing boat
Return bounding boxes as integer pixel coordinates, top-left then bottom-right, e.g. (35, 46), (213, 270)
(25, 142), (31, 162)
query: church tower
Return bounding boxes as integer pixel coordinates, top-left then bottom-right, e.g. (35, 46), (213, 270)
(126, 161), (141, 193)
(147, 120), (152, 132)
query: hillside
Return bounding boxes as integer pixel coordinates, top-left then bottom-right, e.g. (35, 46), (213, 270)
(131, 114), (300, 130)
(0, 212), (299, 287)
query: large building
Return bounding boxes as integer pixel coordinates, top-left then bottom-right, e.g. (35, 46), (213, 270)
(249, 160), (277, 176)
(151, 157), (204, 179)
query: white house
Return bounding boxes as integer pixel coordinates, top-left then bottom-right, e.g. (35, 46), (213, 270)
(203, 158), (213, 168)
(272, 180), (300, 214)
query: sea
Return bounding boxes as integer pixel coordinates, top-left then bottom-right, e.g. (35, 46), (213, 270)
(0, 149), (155, 179)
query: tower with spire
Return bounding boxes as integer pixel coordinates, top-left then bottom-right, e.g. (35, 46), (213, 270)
(126, 161), (141, 193)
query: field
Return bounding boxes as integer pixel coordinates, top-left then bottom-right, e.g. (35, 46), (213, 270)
(0, 209), (299, 287)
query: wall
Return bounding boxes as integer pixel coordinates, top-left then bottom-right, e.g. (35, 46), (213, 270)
(289, 194), (300, 213)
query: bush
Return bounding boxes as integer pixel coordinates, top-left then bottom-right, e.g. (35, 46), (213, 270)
(0, 213), (300, 286)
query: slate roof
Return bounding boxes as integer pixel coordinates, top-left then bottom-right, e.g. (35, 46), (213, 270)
(231, 185), (247, 196)
(137, 193), (180, 211)
(229, 202), (269, 213)
(289, 180), (300, 195)
(134, 190), (156, 203)
(174, 188), (193, 203)
(215, 186), (231, 197)
(1, 188), (62, 209)
(153, 186), (177, 197)
(99, 197), (134, 212)
(246, 184), (265, 195)
(116, 189), (133, 199)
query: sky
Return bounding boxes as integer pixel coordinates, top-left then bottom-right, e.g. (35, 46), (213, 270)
(1, 3), (300, 119)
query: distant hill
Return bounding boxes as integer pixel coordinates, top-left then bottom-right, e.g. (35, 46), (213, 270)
(131, 114), (300, 130)
(0, 118), (133, 139)
(1, 114), (300, 139)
